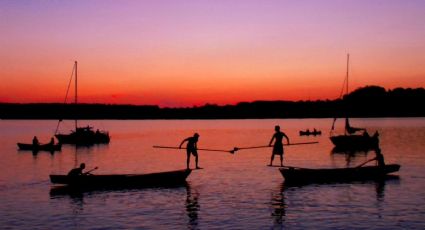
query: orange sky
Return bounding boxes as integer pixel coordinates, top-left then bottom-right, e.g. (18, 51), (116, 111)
(1, 1), (424, 107)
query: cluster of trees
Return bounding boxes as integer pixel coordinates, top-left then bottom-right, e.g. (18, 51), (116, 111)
(1, 86), (424, 119)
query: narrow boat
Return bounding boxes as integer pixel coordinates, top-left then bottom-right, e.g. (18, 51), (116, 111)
(50, 169), (192, 188)
(299, 130), (321, 136)
(55, 61), (110, 145)
(17, 143), (62, 152)
(279, 164), (400, 184)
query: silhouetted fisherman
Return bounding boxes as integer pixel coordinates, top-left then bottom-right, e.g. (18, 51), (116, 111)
(373, 148), (385, 167)
(49, 137), (55, 145)
(180, 133), (201, 169)
(67, 163), (86, 177)
(268, 125), (290, 167)
(356, 146), (386, 168)
(32, 136), (39, 146)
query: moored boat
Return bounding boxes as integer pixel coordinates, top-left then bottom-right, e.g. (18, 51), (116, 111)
(330, 132), (379, 151)
(56, 126), (110, 145)
(330, 54), (379, 151)
(50, 169), (192, 188)
(55, 61), (110, 145)
(17, 143), (62, 152)
(279, 164), (400, 184)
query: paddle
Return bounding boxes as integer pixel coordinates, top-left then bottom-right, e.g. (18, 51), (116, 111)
(153, 145), (234, 154)
(232, 141), (319, 153)
(355, 159), (376, 168)
(84, 166), (98, 175)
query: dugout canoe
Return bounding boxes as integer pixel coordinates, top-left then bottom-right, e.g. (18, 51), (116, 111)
(50, 169), (192, 188)
(17, 143), (62, 152)
(279, 164), (400, 184)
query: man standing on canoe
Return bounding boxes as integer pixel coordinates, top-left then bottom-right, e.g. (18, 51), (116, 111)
(268, 125), (290, 167)
(180, 133), (201, 169)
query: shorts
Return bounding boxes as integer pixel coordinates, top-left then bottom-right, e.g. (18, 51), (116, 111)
(272, 145), (284, 155)
(187, 149), (198, 157)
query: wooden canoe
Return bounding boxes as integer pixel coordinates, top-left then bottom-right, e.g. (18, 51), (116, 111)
(17, 143), (62, 152)
(50, 169), (192, 189)
(279, 164), (400, 184)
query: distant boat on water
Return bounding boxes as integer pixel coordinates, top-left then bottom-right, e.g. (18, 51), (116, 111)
(55, 61), (110, 145)
(299, 129), (321, 136)
(17, 142), (61, 152)
(330, 54), (379, 151)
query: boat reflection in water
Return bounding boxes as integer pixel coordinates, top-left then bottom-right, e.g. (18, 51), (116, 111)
(272, 176), (400, 228)
(50, 182), (199, 229)
(270, 183), (286, 228)
(185, 182), (200, 229)
(330, 148), (371, 167)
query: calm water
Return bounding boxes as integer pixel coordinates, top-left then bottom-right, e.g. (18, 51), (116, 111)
(1, 118), (425, 229)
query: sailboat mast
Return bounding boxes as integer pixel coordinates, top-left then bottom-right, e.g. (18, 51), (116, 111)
(75, 61), (78, 130)
(346, 54), (349, 96)
(344, 54), (350, 135)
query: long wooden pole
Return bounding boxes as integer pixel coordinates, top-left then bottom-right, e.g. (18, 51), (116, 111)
(233, 141), (319, 152)
(153, 145), (234, 153)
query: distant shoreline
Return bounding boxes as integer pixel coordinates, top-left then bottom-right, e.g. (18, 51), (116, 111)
(1, 86), (424, 119)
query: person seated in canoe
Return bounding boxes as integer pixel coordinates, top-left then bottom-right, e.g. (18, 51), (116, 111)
(49, 137), (55, 145)
(179, 133), (201, 169)
(363, 130), (370, 138)
(268, 125), (290, 167)
(32, 136), (39, 146)
(67, 163), (90, 177)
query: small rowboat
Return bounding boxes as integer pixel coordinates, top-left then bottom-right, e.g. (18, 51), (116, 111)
(279, 164), (400, 184)
(299, 130), (321, 136)
(17, 143), (62, 152)
(50, 169), (192, 189)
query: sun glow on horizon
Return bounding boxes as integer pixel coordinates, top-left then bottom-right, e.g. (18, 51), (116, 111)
(1, 1), (424, 106)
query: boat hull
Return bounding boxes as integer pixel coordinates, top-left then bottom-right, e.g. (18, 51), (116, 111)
(330, 134), (378, 151)
(17, 143), (62, 152)
(50, 169), (192, 189)
(299, 130), (321, 136)
(279, 164), (400, 184)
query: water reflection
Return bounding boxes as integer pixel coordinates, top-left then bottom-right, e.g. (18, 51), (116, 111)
(375, 175), (400, 201)
(185, 182), (200, 229)
(330, 148), (371, 167)
(50, 182), (200, 229)
(270, 182), (286, 228)
(17, 149), (56, 159)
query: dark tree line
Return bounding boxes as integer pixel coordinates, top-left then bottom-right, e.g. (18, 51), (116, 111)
(1, 86), (424, 119)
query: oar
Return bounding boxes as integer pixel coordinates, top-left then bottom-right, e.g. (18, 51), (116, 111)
(355, 159), (375, 168)
(233, 141), (319, 152)
(84, 166), (98, 175)
(153, 145), (234, 154)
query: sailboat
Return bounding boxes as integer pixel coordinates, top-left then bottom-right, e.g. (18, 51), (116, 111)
(329, 54), (379, 151)
(55, 61), (110, 145)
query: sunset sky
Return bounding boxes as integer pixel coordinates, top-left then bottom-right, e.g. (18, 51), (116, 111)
(1, 0), (424, 107)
